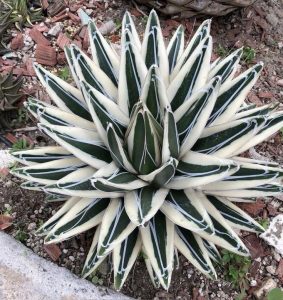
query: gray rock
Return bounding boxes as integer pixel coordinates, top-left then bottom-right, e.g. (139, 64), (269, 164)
(0, 232), (132, 300)
(48, 23), (63, 37)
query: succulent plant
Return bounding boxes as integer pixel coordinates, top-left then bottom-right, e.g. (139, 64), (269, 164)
(11, 11), (283, 290)
(0, 71), (23, 128)
(0, 0), (43, 34)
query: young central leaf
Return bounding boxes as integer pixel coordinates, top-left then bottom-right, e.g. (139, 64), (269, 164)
(127, 107), (161, 175)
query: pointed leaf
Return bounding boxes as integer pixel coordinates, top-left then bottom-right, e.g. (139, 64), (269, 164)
(167, 25), (184, 74)
(175, 76), (221, 156)
(11, 146), (72, 166)
(34, 64), (92, 121)
(142, 10), (169, 85)
(125, 187), (168, 226)
(140, 212), (174, 289)
(175, 226), (216, 279)
(206, 196), (264, 232)
(168, 36), (212, 111)
(161, 189), (213, 234)
(70, 45), (118, 100)
(40, 123), (111, 169)
(113, 229), (142, 290)
(207, 63), (263, 126)
(118, 29), (147, 116)
(45, 197), (110, 243)
(88, 22), (119, 86)
(167, 151), (238, 189)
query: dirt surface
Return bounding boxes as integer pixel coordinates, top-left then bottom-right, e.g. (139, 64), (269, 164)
(0, 0), (283, 299)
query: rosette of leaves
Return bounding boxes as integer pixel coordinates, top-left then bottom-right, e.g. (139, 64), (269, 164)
(0, 0), (43, 33)
(11, 11), (283, 290)
(0, 71), (23, 128)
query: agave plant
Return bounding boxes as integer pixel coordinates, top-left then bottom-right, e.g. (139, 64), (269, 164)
(11, 11), (283, 290)
(0, 70), (23, 128)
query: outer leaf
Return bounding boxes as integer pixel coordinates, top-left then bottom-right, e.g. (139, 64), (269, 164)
(202, 240), (221, 263)
(167, 25), (184, 74)
(142, 10), (169, 85)
(39, 123), (111, 169)
(171, 19), (211, 80)
(11, 146), (72, 166)
(206, 195), (264, 232)
(175, 226), (216, 279)
(232, 103), (277, 121)
(44, 166), (122, 198)
(161, 189), (213, 234)
(175, 76), (221, 156)
(97, 198), (136, 257)
(70, 45), (118, 100)
(192, 117), (266, 158)
(143, 246), (160, 288)
(202, 162), (283, 191)
(124, 187), (168, 226)
(206, 183), (283, 198)
(11, 157), (86, 185)
(140, 212), (174, 290)
(208, 48), (243, 83)
(83, 82), (129, 143)
(168, 36), (212, 111)
(34, 64), (92, 121)
(118, 29), (147, 116)
(207, 63), (263, 126)
(113, 229), (142, 290)
(82, 226), (106, 277)
(26, 98), (95, 130)
(88, 22), (119, 86)
(36, 197), (80, 235)
(122, 11), (141, 49)
(197, 193), (250, 256)
(45, 197), (110, 243)
(167, 151), (238, 189)
(235, 112), (283, 155)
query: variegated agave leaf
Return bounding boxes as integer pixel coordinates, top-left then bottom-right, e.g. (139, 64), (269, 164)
(10, 10), (283, 291)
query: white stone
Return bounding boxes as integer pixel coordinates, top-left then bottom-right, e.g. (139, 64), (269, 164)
(260, 214), (283, 255)
(0, 150), (15, 168)
(253, 278), (277, 299)
(0, 232), (131, 300)
(48, 23), (63, 37)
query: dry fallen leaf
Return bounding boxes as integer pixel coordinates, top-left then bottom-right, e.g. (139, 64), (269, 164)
(238, 199), (265, 217)
(0, 215), (13, 230)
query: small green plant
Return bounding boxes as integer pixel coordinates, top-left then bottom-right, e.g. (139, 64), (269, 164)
(88, 272), (104, 285)
(258, 218), (269, 230)
(11, 138), (29, 151)
(15, 228), (28, 242)
(242, 46), (256, 63)
(216, 44), (229, 57)
(221, 250), (251, 288)
(57, 66), (71, 82)
(267, 288), (283, 300)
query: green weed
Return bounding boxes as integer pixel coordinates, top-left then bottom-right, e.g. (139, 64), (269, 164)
(242, 46), (256, 63)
